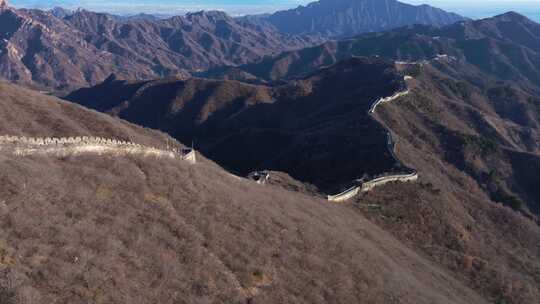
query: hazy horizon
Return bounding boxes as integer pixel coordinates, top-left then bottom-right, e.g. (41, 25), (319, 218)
(8, 0), (540, 21)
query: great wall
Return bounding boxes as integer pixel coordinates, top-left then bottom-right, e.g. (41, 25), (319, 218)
(394, 54), (457, 67)
(0, 130), (415, 201)
(0, 72), (417, 202)
(369, 89), (410, 114)
(327, 75), (418, 202)
(0, 136), (197, 164)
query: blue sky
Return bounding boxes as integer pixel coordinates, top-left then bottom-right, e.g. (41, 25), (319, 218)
(8, 0), (540, 20)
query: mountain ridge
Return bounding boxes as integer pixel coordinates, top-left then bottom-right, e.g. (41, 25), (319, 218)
(0, 0), (471, 92)
(209, 11), (540, 91)
(0, 6), (319, 91)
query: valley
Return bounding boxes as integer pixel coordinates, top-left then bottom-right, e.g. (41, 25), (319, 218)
(67, 57), (410, 194)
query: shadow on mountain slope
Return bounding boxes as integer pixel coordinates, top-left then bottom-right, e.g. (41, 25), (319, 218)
(67, 57), (408, 193)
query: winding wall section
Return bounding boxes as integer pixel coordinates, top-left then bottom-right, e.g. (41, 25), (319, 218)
(327, 76), (418, 202)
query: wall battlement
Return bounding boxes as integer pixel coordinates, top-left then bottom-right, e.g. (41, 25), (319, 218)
(327, 171), (418, 202)
(0, 135), (197, 164)
(327, 186), (361, 202)
(360, 172), (418, 192)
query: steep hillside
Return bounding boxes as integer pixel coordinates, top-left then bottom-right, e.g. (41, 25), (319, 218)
(353, 59), (540, 304)
(67, 57), (407, 193)
(0, 81), (175, 146)
(0, 6), (317, 92)
(0, 81), (489, 304)
(255, 0), (464, 38)
(214, 12), (540, 88)
(391, 59), (540, 219)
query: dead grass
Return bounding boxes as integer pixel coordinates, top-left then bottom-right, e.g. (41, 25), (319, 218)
(0, 152), (489, 304)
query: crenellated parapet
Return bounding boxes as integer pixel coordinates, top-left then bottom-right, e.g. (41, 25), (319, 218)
(360, 172), (418, 192)
(0, 135), (196, 164)
(327, 185), (360, 202)
(327, 170), (418, 202)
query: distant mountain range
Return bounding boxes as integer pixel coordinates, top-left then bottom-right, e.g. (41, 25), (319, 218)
(255, 0), (465, 38)
(0, 0), (466, 91)
(208, 12), (540, 90)
(0, 7), (319, 91)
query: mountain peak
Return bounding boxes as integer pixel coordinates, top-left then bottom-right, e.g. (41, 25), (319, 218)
(493, 11), (534, 23)
(50, 6), (73, 18)
(186, 10), (229, 20)
(262, 0), (465, 37)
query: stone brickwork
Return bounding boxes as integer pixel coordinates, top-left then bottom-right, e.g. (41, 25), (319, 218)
(0, 136), (197, 164)
(327, 171), (418, 202)
(360, 172), (418, 192)
(327, 186), (361, 202)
